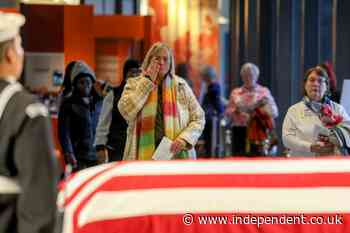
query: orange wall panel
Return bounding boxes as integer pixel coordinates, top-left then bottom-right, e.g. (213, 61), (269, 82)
(96, 39), (119, 55)
(64, 5), (95, 69)
(21, 4), (95, 67)
(93, 15), (145, 40)
(95, 39), (133, 85)
(115, 40), (133, 84)
(21, 4), (64, 52)
(143, 16), (153, 56)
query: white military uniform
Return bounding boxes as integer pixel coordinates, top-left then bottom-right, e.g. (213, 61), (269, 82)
(0, 12), (59, 233)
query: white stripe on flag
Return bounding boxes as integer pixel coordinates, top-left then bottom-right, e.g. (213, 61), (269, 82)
(62, 159), (350, 233)
(78, 187), (350, 227)
(58, 163), (114, 206)
(105, 159), (350, 176)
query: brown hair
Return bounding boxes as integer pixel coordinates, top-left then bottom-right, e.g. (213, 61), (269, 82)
(303, 66), (330, 97)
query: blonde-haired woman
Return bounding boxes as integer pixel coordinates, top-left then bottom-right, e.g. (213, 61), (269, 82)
(118, 42), (205, 160)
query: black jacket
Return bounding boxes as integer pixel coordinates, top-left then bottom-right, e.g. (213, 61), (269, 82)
(58, 94), (101, 161)
(108, 87), (128, 159)
(58, 61), (102, 162)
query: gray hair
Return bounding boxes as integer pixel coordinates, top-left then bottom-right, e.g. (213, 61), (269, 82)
(240, 62), (260, 77)
(141, 42), (175, 76)
(200, 65), (217, 80)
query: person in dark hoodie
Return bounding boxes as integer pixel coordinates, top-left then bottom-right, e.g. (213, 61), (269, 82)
(61, 61), (76, 98)
(95, 59), (140, 162)
(58, 60), (102, 171)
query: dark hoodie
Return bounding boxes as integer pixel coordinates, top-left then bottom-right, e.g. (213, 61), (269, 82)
(58, 61), (102, 162)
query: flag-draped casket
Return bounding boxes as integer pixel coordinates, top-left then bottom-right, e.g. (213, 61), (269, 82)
(58, 158), (350, 233)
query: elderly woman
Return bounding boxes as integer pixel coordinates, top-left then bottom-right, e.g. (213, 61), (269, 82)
(118, 42), (205, 160)
(282, 66), (350, 157)
(225, 62), (278, 156)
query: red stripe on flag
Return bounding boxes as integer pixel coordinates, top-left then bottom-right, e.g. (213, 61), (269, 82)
(62, 163), (122, 206)
(95, 173), (350, 192)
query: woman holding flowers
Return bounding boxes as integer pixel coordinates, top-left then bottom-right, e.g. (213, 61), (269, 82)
(282, 66), (350, 157)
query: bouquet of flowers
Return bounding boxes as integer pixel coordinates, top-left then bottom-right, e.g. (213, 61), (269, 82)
(320, 104), (343, 128)
(318, 104), (350, 155)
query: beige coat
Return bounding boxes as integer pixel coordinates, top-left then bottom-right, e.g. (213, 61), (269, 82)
(118, 75), (205, 160)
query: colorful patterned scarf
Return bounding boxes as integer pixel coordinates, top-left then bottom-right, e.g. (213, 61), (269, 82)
(303, 96), (343, 127)
(137, 75), (188, 160)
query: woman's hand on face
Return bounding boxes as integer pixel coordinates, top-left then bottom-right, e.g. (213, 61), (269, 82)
(143, 58), (160, 82)
(170, 138), (187, 155)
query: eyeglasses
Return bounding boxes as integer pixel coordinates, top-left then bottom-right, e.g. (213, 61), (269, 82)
(307, 77), (327, 85)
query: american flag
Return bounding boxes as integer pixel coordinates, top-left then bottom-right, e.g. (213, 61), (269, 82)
(58, 158), (350, 233)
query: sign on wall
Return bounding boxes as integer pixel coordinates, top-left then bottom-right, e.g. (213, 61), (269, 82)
(24, 52), (65, 93)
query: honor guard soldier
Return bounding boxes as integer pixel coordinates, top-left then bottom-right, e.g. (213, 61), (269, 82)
(0, 11), (59, 233)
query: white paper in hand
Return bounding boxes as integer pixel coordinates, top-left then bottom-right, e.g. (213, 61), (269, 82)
(152, 137), (174, 160)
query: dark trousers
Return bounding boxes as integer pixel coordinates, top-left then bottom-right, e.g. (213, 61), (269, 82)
(107, 148), (123, 161)
(231, 126), (247, 156)
(75, 159), (98, 172)
(231, 126), (265, 157)
(201, 118), (213, 158)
